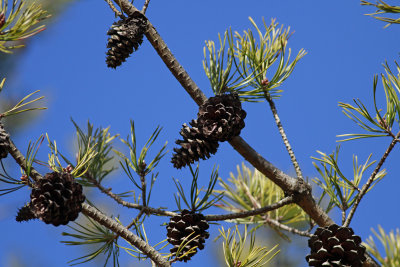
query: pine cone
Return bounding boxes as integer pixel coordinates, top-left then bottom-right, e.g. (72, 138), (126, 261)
(16, 203), (36, 222)
(30, 172), (85, 226)
(166, 209), (210, 262)
(197, 92), (247, 142)
(106, 13), (147, 68)
(171, 120), (219, 169)
(0, 122), (10, 159)
(306, 224), (366, 267)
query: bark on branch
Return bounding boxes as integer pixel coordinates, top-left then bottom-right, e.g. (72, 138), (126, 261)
(82, 203), (170, 267)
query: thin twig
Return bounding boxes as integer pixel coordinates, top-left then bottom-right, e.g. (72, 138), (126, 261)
(88, 176), (176, 217)
(307, 219), (316, 232)
(127, 209), (145, 230)
(205, 196), (294, 221)
(82, 203), (170, 267)
(264, 216), (313, 238)
(263, 88), (303, 180)
(105, 0), (123, 17)
(139, 167), (147, 208)
(341, 210), (346, 225)
(141, 0), (151, 14)
(344, 131), (400, 227)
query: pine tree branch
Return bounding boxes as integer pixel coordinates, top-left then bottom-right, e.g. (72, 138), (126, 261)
(88, 176), (176, 217)
(263, 216), (313, 238)
(140, 170), (147, 207)
(228, 137), (334, 226)
(264, 88), (304, 180)
(111, 0), (333, 227)
(141, 0), (151, 14)
(104, 0), (123, 17)
(5, 127), (172, 266)
(81, 203), (171, 267)
(344, 131), (400, 227)
(205, 196), (294, 221)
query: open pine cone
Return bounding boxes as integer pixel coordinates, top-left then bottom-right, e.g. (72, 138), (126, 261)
(106, 13), (147, 68)
(306, 224), (366, 267)
(30, 172), (85, 226)
(166, 209), (210, 262)
(197, 92), (247, 142)
(171, 120), (219, 169)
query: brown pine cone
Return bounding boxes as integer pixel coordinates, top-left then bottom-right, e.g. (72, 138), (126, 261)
(171, 120), (219, 169)
(306, 224), (366, 267)
(106, 13), (147, 68)
(166, 209), (210, 262)
(197, 92), (246, 142)
(30, 172), (85, 226)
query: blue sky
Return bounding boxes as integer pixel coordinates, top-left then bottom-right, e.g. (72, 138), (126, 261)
(1, 0), (400, 266)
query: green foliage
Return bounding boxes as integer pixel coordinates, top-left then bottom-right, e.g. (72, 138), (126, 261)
(0, 133), (43, 196)
(61, 214), (120, 266)
(0, 86), (46, 117)
(72, 120), (118, 185)
(24, 134), (44, 179)
(219, 225), (279, 267)
(115, 120), (166, 179)
(114, 120), (167, 203)
(215, 164), (307, 238)
(232, 17), (306, 100)
(338, 61), (400, 141)
(312, 146), (386, 214)
(202, 17), (305, 102)
(364, 225), (400, 266)
(0, 0), (49, 53)
(45, 121), (118, 186)
(46, 132), (98, 178)
(362, 0), (400, 27)
(117, 219), (169, 261)
(203, 30), (256, 97)
(0, 160), (25, 196)
(174, 164), (222, 212)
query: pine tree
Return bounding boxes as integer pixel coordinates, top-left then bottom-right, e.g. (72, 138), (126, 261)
(1, 0), (400, 266)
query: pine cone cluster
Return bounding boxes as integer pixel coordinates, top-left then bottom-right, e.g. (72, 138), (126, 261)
(171, 120), (219, 169)
(28, 172), (85, 226)
(198, 93), (247, 142)
(306, 224), (366, 267)
(171, 92), (246, 168)
(0, 122), (10, 159)
(166, 209), (210, 262)
(106, 13), (147, 68)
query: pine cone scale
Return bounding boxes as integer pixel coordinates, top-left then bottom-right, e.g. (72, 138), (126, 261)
(306, 224), (366, 267)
